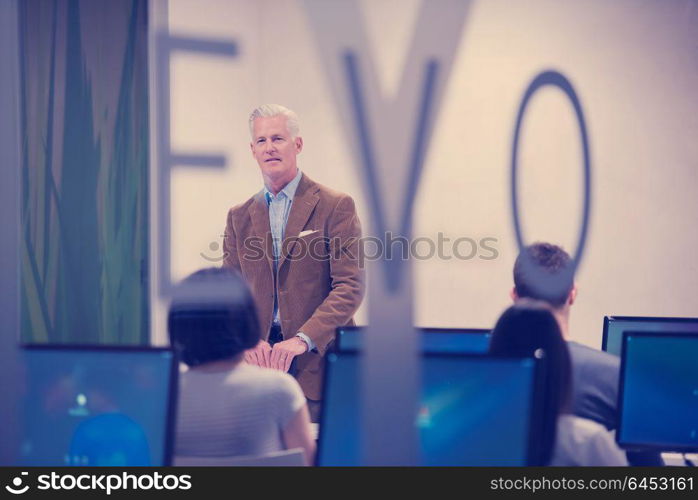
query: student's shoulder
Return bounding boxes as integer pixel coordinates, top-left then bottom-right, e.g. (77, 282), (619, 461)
(561, 415), (627, 463)
(562, 414), (609, 436)
(234, 364), (302, 394)
(568, 341), (620, 371)
(558, 414), (614, 450)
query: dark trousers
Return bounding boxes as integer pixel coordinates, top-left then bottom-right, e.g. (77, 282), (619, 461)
(269, 324), (321, 423)
(268, 323), (298, 376)
(306, 398), (321, 423)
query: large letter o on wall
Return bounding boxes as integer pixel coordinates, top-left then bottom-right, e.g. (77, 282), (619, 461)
(510, 70), (592, 301)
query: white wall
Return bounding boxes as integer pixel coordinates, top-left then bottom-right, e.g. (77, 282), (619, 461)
(151, 0), (698, 347)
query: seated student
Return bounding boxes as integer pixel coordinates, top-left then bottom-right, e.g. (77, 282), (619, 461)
(512, 242), (619, 428)
(168, 268), (315, 465)
(511, 242), (663, 466)
(490, 301), (628, 466)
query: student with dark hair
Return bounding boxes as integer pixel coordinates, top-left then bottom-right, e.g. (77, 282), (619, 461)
(168, 268), (315, 465)
(512, 242), (663, 466)
(490, 301), (627, 466)
(512, 242), (620, 429)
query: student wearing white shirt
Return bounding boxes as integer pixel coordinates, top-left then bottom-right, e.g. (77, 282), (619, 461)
(490, 301), (627, 466)
(168, 268), (315, 465)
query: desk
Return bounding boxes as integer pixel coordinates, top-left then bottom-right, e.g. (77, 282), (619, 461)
(662, 453), (698, 467)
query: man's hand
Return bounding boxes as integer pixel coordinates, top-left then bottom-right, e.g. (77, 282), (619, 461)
(244, 340), (272, 368)
(270, 337), (308, 372)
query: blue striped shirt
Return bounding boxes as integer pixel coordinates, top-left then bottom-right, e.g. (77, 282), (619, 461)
(263, 169), (314, 350)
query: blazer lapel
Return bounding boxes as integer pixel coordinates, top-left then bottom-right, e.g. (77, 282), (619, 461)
(248, 191), (274, 273)
(278, 174), (320, 270)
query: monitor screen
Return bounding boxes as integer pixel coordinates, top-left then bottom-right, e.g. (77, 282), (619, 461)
(602, 316), (698, 356)
(317, 352), (540, 466)
(617, 332), (698, 452)
(20, 346), (177, 466)
(335, 326), (491, 354)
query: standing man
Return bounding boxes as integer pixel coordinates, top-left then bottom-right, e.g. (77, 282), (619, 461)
(223, 104), (364, 421)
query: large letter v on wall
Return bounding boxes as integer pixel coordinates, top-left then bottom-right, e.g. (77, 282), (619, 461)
(303, 0), (472, 466)
(304, 0), (472, 291)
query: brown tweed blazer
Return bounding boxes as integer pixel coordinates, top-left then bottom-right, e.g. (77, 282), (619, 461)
(222, 173), (364, 400)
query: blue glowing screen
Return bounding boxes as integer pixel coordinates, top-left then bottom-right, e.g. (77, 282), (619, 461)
(20, 348), (174, 466)
(618, 334), (698, 451)
(318, 353), (536, 466)
(336, 327), (491, 354)
(604, 318), (698, 357)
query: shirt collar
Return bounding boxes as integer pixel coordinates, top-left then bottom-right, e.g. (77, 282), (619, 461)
(264, 169), (302, 204)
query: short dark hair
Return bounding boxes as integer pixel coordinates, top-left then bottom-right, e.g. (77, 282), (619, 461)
(167, 267), (260, 367)
(513, 242), (573, 308)
(489, 301), (572, 465)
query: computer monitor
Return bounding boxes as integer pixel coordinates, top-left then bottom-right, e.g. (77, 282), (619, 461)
(20, 345), (177, 466)
(602, 316), (698, 356)
(316, 351), (543, 466)
(617, 332), (698, 453)
(335, 326), (492, 354)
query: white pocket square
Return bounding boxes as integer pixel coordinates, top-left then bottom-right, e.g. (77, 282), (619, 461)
(298, 229), (318, 237)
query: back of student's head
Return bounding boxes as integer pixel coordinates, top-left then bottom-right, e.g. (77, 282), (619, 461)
(489, 300), (572, 465)
(513, 242), (573, 308)
(168, 267), (260, 367)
